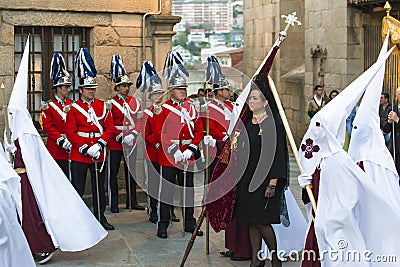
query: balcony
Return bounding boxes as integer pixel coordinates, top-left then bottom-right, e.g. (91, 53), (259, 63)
(348, 0), (400, 14)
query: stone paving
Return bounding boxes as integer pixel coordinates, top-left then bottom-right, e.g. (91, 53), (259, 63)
(44, 154), (304, 267)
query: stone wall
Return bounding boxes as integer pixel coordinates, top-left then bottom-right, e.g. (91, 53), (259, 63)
(0, 0), (159, 13)
(244, 0), (305, 145)
(303, 0), (365, 141)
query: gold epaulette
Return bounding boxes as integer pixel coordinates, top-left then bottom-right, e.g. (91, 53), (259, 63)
(41, 101), (48, 110)
(153, 105), (162, 115)
(105, 100), (112, 110)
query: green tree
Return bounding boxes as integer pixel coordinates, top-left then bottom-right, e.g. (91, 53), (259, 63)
(173, 32), (188, 48)
(187, 41), (200, 56)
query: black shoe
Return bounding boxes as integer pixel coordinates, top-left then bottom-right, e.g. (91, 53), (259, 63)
(251, 260), (266, 266)
(220, 250), (234, 257)
(132, 204), (146, 210)
(149, 217), (158, 224)
(184, 227), (204, 236)
(101, 221), (115, 231)
(111, 207), (119, 213)
(171, 213), (180, 222)
(157, 229), (168, 239)
(37, 252), (54, 264)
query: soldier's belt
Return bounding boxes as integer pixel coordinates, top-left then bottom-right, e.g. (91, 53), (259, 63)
(115, 125), (134, 131)
(14, 168), (27, 174)
(171, 139), (192, 145)
(77, 131), (102, 138)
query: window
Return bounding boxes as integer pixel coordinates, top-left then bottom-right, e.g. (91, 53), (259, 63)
(14, 27), (90, 121)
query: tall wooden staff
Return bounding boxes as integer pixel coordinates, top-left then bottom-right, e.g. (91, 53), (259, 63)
(205, 108), (210, 254)
(1, 83), (13, 163)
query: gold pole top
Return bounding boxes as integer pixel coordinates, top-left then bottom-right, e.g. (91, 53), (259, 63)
(385, 1), (392, 17)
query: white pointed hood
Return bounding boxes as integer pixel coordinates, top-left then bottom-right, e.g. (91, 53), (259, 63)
(299, 46), (394, 177)
(5, 36), (108, 251)
(348, 33), (397, 174)
(7, 36), (39, 140)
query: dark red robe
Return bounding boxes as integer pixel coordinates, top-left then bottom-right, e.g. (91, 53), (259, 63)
(301, 169), (321, 267)
(15, 139), (55, 254)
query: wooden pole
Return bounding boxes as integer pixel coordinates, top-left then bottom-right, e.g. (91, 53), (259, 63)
(1, 83), (13, 163)
(268, 77), (318, 215)
(205, 109), (210, 254)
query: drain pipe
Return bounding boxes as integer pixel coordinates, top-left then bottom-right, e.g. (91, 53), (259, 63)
(141, 0), (162, 107)
(142, 0), (162, 63)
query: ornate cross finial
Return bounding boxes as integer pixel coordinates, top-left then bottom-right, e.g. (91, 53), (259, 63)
(281, 12), (302, 27)
(277, 12), (302, 44)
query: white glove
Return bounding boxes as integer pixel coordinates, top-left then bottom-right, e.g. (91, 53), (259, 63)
(203, 135), (216, 147)
(182, 149), (193, 162)
(4, 141), (16, 154)
(173, 150), (183, 164)
(62, 138), (72, 151)
(87, 143), (101, 159)
(122, 134), (135, 147)
(298, 173), (313, 188)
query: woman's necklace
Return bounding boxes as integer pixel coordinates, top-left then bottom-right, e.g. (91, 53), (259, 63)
(253, 111), (267, 120)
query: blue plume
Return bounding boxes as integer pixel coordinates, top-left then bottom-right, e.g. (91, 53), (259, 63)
(162, 50), (189, 80)
(111, 55), (127, 82)
(205, 55), (223, 85)
(137, 61), (162, 92)
(162, 50), (173, 79)
(50, 53), (68, 82)
(75, 48), (97, 79)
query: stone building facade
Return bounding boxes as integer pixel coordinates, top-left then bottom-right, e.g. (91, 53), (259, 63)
(0, 0), (180, 132)
(244, 0), (396, 144)
(0, 0), (180, 200)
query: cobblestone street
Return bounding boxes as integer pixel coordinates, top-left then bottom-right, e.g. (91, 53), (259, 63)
(45, 154), (305, 267)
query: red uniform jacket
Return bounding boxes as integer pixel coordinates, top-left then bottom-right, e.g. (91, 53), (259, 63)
(206, 99), (233, 156)
(41, 97), (73, 160)
(143, 105), (160, 162)
(108, 95), (142, 151)
(154, 99), (204, 167)
(66, 98), (114, 163)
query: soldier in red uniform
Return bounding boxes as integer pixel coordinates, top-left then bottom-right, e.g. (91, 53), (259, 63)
(154, 76), (205, 238)
(66, 48), (114, 230)
(108, 55), (145, 213)
(142, 82), (164, 223)
(205, 78), (233, 171)
(41, 53), (73, 177)
(136, 61), (165, 223)
(154, 51), (204, 238)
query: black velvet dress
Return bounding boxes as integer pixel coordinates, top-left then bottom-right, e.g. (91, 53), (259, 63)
(235, 114), (288, 225)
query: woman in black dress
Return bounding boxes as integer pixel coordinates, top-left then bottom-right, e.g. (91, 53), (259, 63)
(235, 83), (288, 267)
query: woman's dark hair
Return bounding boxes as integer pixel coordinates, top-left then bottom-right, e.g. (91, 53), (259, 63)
(329, 89), (339, 100)
(252, 74), (279, 117)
